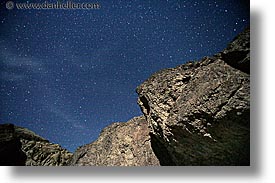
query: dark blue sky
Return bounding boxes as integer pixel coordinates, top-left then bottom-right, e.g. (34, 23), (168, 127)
(0, 0), (249, 152)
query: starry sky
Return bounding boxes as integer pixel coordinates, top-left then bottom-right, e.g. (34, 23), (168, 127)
(0, 0), (249, 152)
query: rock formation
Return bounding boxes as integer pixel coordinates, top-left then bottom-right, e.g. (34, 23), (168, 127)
(136, 28), (250, 165)
(0, 124), (72, 166)
(0, 28), (250, 166)
(69, 116), (160, 166)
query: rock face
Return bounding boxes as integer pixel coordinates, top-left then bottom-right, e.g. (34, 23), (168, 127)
(0, 124), (72, 166)
(219, 28), (250, 74)
(136, 28), (250, 165)
(0, 28), (250, 166)
(69, 116), (160, 166)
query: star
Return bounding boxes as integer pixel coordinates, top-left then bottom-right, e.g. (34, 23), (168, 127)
(0, 0), (249, 152)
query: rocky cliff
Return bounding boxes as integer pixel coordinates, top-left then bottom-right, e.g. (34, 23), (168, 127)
(0, 124), (72, 166)
(136, 28), (250, 165)
(69, 28), (250, 166)
(0, 28), (250, 166)
(69, 116), (160, 166)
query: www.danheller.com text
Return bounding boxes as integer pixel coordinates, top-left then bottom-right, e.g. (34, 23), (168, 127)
(6, 1), (100, 10)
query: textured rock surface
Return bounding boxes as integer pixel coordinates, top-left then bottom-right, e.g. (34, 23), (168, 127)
(0, 124), (72, 166)
(1, 28), (250, 166)
(69, 116), (160, 166)
(136, 28), (250, 165)
(219, 28), (250, 74)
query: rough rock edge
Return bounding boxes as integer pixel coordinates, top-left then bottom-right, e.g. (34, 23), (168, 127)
(69, 116), (160, 166)
(136, 28), (250, 165)
(0, 123), (73, 166)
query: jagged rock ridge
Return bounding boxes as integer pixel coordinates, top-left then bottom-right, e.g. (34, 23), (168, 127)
(0, 28), (250, 166)
(0, 124), (72, 166)
(69, 116), (160, 166)
(136, 28), (250, 165)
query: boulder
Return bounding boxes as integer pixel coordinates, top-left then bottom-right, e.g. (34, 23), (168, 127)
(136, 28), (250, 165)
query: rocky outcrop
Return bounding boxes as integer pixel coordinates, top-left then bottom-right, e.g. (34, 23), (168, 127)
(69, 116), (160, 166)
(0, 124), (72, 166)
(1, 28), (250, 166)
(220, 28), (250, 74)
(219, 28), (250, 74)
(136, 28), (250, 165)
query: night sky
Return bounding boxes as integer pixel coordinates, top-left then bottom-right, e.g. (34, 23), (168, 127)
(0, 0), (249, 152)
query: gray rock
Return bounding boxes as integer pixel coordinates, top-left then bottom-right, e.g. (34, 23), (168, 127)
(219, 28), (250, 74)
(0, 124), (72, 166)
(69, 116), (160, 166)
(136, 28), (250, 165)
(1, 28), (250, 166)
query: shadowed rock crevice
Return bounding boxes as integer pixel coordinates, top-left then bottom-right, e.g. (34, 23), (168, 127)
(149, 133), (174, 166)
(221, 50), (250, 74)
(139, 95), (150, 115)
